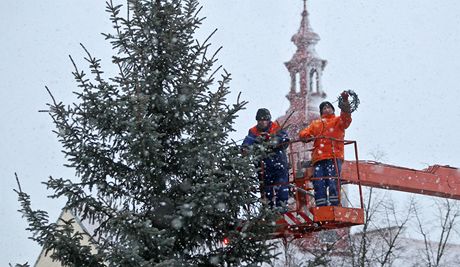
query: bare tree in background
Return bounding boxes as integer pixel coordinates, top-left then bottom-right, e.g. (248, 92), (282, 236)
(413, 199), (460, 267)
(344, 145), (412, 266)
(373, 196), (414, 266)
(280, 237), (302, 267)
(344, 188), (413, 267)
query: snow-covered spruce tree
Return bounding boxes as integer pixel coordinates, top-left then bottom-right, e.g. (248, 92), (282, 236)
(16, 0), (277, 266)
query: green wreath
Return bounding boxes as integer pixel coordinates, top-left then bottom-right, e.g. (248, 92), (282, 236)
(338, 90), (360, 113)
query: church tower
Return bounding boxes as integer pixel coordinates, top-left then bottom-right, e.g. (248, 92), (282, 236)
(276, 0), (327, 161)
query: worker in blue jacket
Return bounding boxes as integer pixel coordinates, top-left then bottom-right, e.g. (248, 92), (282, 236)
(242, 108), (290, 211)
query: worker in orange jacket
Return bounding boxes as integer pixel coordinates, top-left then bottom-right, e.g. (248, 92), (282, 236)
(299, 91), (352, 206)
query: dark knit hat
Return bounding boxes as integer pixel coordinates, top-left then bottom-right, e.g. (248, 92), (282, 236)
(319, 101), (335, 115)
(256, 108), (271, 121)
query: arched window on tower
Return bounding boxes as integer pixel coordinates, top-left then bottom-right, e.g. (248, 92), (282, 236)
(290, 72), (296, 93)
(310, 69), (318, 93)
(296, 72), (301, 93)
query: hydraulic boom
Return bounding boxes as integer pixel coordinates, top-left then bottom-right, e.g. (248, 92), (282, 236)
(341, 161), (460, 200)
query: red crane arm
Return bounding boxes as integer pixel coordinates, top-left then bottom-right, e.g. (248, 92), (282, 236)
(341, 160), (460, 200)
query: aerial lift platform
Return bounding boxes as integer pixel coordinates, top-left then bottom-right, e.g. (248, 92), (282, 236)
(264, 139), (460, 239)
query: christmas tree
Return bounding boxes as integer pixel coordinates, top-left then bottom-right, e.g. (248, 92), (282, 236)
(16, 0), (277, 266)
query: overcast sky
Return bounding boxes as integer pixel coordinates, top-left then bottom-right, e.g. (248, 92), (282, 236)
(1, 0), (460, 265)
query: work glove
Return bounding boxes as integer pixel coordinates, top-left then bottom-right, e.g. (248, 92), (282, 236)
(255, 132), (270, 144)
(241, 146), (249, 157)
(341, 90), (349, 101)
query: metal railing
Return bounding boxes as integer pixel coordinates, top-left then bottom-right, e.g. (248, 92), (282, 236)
(260, 138), (364, 212)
